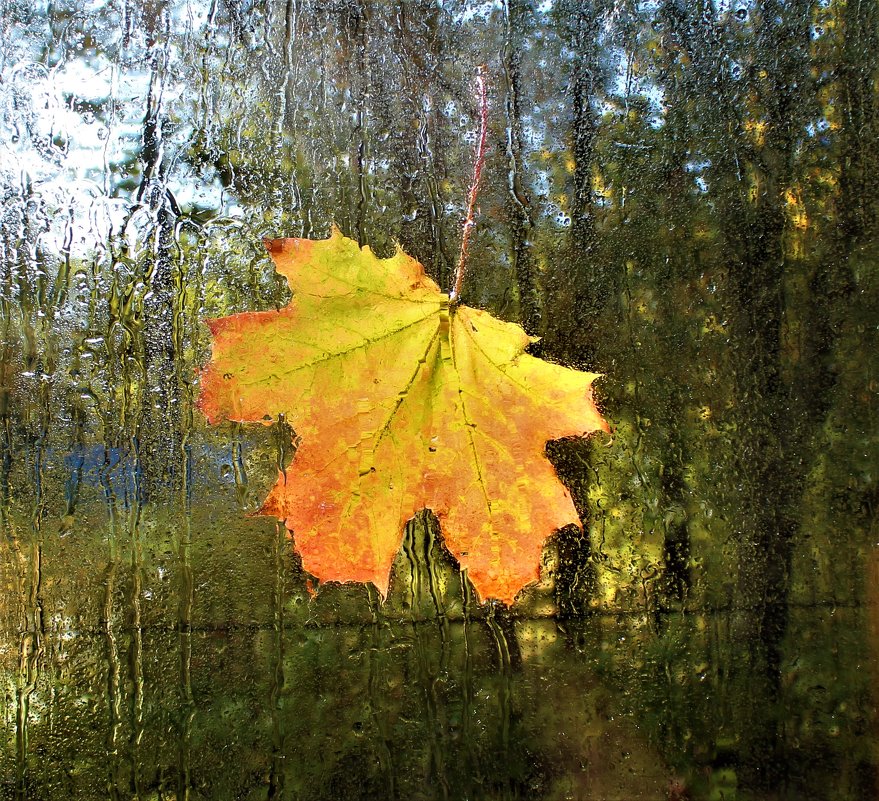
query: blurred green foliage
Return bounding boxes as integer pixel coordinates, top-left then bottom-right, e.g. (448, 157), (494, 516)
(0, 0), (876, 798)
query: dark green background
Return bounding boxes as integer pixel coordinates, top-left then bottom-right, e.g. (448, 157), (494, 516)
(1, 0), (877, 798)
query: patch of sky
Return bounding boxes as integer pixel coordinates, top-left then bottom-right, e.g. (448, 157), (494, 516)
(644, 85), (667, 128)
(604, 46), (666, 129)
(73, 0), (114, 12)
(173, 0), (212, 27)
(522, 120), (542, 151)
(1, 33), (229, 263)
(597, 98), (617, 119)
(56, 56), (115, 104)
(685, 159), (711, 194)
(805, 118), (833, 148)
(637, 0), (662, 13)
(460, 0), (502, 24)
(685, 159), (712, 173)
(4, 2), (51, 56)
(533, 169), (551, 204)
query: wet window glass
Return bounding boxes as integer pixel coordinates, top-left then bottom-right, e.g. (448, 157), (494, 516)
(1, 1), (877, 799)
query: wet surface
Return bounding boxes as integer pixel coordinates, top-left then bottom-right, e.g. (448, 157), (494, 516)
(2, 1), (878, 798)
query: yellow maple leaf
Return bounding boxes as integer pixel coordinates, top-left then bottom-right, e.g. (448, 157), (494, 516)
(199, 230), (607, 603)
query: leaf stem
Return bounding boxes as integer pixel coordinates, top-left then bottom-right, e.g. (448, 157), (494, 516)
(450, 66), (488, 304)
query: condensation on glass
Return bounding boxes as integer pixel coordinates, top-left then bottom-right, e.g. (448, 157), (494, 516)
(0, 1), (876, 799)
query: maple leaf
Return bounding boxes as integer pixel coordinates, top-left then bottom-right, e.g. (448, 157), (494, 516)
(199, 230), (608, 604)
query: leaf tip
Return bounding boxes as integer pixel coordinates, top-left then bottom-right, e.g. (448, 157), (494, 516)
(372, 577), (390, 601)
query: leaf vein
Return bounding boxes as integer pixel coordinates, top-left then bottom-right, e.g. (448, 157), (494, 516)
(238, 310), (442, 388)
